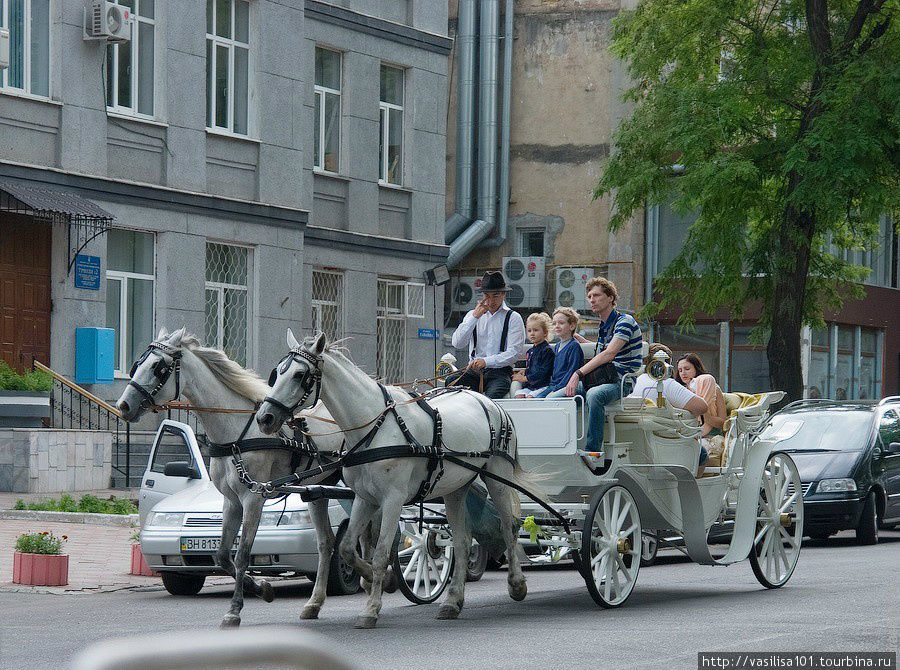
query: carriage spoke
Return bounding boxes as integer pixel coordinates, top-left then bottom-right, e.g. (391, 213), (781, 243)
(413, 552), (426, 595)
(622, 523), (639, 537)
(591, 545), (611, 568)
(615, 500), (632, 533)
(402, 548), (420, 579)
(779, 491), (799, 514)
(610, 490), (621, 531)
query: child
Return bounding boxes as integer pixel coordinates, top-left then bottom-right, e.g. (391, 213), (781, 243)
(537, 307), (585, 398)
(512, 312), (554, 398)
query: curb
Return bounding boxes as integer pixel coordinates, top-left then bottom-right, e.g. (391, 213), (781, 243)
(0, 510), (139, 526)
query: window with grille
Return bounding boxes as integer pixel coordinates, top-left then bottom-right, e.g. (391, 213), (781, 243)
(106, 0), (155, 117)
(106, 229), (155, 374)
(376, 279), (406, 383)
(205, 243), (249, 366)
(0, 0), (50, 96)
(206, 0), (250, 135)
(314, 47), (341, 173)
(311, 270), (343, 341)
(379, 65), (404, 185)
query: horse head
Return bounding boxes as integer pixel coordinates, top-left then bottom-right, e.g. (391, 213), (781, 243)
(115, 327), (187, 422)
(256, 328), (326, 434)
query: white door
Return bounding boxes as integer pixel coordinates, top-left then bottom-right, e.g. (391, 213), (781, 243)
(138, 420), (209, 526)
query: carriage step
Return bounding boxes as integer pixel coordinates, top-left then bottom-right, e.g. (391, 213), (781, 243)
(274, 485), (356, 501)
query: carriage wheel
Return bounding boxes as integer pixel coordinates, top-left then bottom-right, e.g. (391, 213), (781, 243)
(749, 452), (804, 589)
(392, 521), (454, 604)
(581, 485), (642, 608)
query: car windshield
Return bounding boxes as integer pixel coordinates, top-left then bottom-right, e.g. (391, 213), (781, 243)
(761, 409), (873, 452)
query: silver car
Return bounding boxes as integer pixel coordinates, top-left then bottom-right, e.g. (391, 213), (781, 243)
(138, 420), (358, 596)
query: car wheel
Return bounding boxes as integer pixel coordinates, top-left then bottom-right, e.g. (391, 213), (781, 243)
(161, 572), (206, 596)
(855, 491), (878, 545)
(326, 524), (361, 596)
(465, 541), (488, 582)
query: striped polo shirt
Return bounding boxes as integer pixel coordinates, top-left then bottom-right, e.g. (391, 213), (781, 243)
(596, 309), (643, 376)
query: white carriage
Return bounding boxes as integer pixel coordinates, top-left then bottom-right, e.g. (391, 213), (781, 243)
(494, 377), (804, 607)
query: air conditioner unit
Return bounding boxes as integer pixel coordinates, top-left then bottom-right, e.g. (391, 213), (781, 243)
(502, 257), (545, 308)
(449, 276), (482, 312)
(84, 0), (132, 43)
(0, 29), (9, 71)
(554, 267), (594, 311)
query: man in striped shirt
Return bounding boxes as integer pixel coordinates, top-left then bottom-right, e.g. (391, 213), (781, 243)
(564, 277), (643, 451)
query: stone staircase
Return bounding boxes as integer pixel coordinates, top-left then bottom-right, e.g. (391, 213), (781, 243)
(110, 430), (158, 489)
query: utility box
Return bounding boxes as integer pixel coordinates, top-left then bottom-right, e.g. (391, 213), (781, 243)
(75, 328), (115, 384)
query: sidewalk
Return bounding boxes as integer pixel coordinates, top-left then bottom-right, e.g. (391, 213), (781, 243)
(0, 489), (231, 594)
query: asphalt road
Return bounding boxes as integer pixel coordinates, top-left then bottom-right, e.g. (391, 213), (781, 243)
(1, 530), (897, 670)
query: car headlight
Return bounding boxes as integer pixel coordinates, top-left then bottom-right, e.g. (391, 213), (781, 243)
(816, 478), (857, 493)
(147, 512), (185, 527)
(259, 510), (310, 526)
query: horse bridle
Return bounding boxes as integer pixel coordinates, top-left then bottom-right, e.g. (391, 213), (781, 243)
(127, 341), (182, 411)
(264, 348), (322, 416)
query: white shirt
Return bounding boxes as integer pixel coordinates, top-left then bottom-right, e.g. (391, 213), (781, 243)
(628, 374), (700, 410)
(451, 302), (525, 369)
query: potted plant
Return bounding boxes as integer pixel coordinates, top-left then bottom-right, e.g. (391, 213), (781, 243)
(129, 528), (158, 577)
(0, 361), (52, 428)
(13, 531), (68, 586)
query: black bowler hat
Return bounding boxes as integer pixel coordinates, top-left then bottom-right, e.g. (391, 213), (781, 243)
(478, 271), (509, 293)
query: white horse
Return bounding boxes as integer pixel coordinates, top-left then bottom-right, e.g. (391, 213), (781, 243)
(115, 328), (348, 626)
(256, 330), (542, 629)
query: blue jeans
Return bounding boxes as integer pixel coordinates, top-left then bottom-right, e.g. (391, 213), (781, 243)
(543, 382), (622, 451)
(585, 382), (622, 451)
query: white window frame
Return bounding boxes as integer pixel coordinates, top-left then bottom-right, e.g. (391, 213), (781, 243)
(314, 47), (341, 174)
(206, 0), (251, 136)
(0, 0), (50, 98)
(205, 242), (251, 364)
(379, 65), (404, 186)
(311, 269), (344, 340)
(106, 0), (155, 118)
(376, 279), (407, 382)
(106, 231), (156, 376)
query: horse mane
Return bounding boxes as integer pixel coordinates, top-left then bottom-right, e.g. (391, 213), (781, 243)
(178, 332), (271, 403)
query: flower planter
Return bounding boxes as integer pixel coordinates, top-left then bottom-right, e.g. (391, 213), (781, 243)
(0, 390), (51, 428)
(130, 544), (158, 577)
(13, 552), (69, 586)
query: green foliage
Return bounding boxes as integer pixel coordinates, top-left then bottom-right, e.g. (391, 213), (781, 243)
(14, 494), (137, 515)
(15, 531), (67, 555)
(597, 0), (899, 332)
(0, 360), (52, 392)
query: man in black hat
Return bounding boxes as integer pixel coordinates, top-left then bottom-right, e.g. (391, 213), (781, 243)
(448, 271), (525, 398)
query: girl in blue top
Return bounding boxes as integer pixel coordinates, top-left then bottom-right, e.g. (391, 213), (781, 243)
(537, 307), (584, 398)
(513, 312), (554, 397)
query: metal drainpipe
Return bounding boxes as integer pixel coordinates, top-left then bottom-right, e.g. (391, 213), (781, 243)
(447, 0), (500, 269)
(480, 0), (513, 249)
(445, 0), (478, 245)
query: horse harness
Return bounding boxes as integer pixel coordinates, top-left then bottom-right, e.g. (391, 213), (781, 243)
(128, 341), (183, 411)
(263, 348), (322, 417)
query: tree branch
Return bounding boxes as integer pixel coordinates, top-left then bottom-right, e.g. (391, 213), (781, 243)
(805, 0), (834, 67)
(840, 0), (886, 54)
(857, 14), (892, 55)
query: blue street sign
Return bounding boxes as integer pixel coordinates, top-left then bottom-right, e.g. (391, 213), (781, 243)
(74, 255), (101, 290)
(418, 328), (439, 340)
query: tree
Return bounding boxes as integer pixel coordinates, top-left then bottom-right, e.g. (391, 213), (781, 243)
(596, 0), (899, 401)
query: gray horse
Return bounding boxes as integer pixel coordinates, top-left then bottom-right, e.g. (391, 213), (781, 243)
(116, 328), (347, 626)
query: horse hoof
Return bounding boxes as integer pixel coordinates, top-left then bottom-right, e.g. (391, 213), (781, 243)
(508, 580), (527, 602)
(354, 616), (378, 629)
(383, 568), (398, 594)
(260, 580), (275, 603)
(300, 605), (320, 620)
(220, 614), (241, 628)
(435, 604), (460, 620)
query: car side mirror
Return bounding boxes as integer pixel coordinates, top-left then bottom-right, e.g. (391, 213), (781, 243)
(888, 442), (900, 455)
(164, 461), (200, 479)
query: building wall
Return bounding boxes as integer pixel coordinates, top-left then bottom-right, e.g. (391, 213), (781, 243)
(445, 0), (643, 312)
(0, 0), (451, 401)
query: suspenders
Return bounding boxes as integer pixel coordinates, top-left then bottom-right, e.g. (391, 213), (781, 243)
(471, 310), (513, 359)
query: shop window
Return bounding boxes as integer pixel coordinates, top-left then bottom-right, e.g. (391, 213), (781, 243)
(731, 325), (770, 392)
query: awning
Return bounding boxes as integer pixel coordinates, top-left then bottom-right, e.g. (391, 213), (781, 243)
(0, 180), (116, 274)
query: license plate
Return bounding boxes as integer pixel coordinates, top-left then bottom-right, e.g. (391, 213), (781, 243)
(180, 537), (221, 553)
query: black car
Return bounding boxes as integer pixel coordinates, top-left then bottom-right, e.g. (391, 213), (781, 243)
(762, 397), (900, 544)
